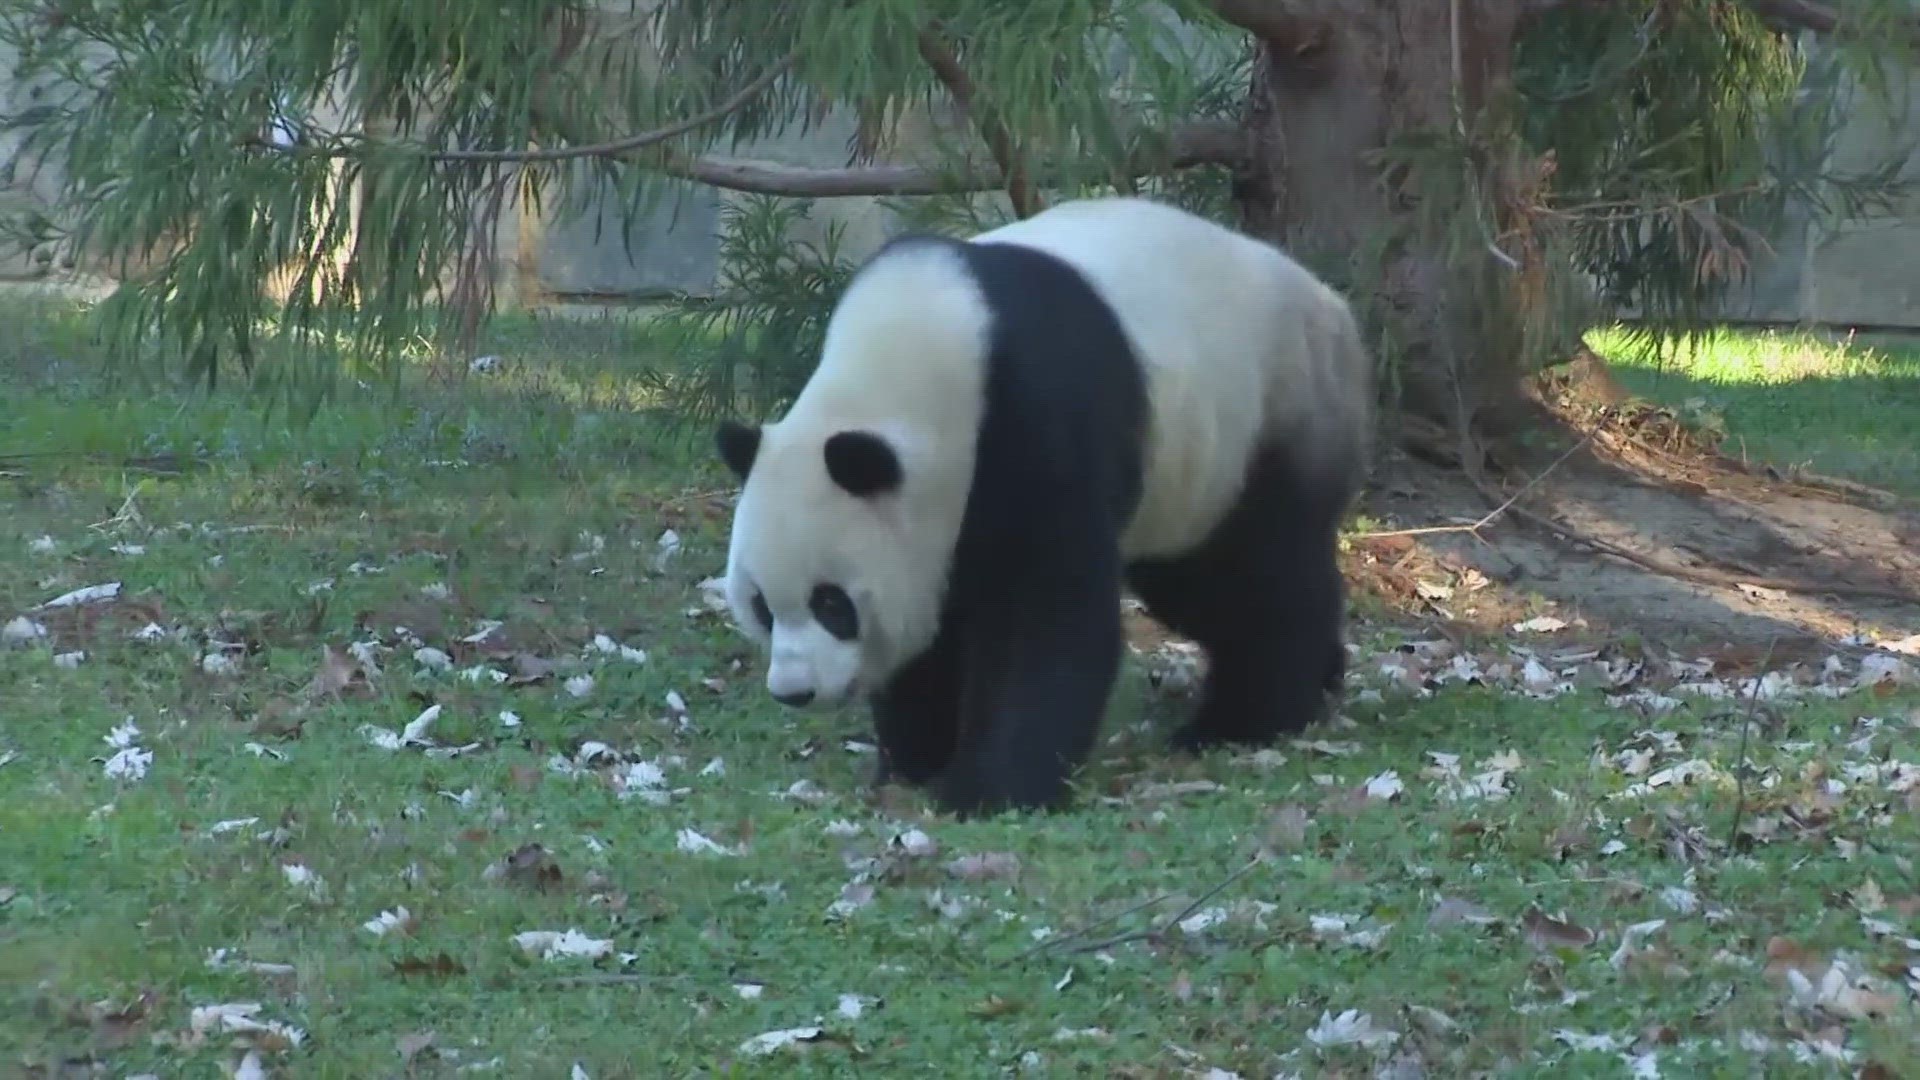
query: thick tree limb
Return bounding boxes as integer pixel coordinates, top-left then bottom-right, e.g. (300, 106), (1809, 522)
(915, 25), (1042, 217)
(1742, 0), (1843, 32)
(650, 119), (1245, 198)
(1740, 0), (1920, 50)
(1207, 0), (1328, 47)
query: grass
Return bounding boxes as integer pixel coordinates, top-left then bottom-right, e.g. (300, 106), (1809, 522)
(1589, 325), (1920, 496)
(4, 293), (1920, 1077)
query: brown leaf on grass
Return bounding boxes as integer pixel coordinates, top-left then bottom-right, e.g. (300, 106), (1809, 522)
(355, 600), (450, 647)
(88, 989), (159, 1050)
(1763, 936), (1827, 982)
(966, 995), (1022, 1019)
(1521, 906), (1595, 951)
(396, 1029), (437, 1066)
(1428, 896), (1499, 930)
(1546, 821), (1588, 861)
(238, 691), (302, 736)
(946, 852), (1022, 883)
(31, 595), (171, 647)
(485, 842), (565, 892)
(304, 645), (368, 700)
(1833, 985), (1903, 1020)
(391, 953), (467, 979)
(1265, 806), (1313, 852)
(506, 653), (561, 686)
(457, 619), (558, 662)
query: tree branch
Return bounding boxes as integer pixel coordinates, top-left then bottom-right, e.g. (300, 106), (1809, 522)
(254, 56), (795, 163)
(1736, 0), (1920, 49)
(650, 119), (1246, 198)
(1741, 0), (1842, 32)
(914, 25), (1042, 218)
(1206, 0), (1328, 47)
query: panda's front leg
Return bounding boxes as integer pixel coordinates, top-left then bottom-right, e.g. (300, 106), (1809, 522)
(869, 630), (965, 788)
(936, 570), (1124, 816)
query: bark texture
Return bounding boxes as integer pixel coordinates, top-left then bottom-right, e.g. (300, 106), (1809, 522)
(1231, 2), (1535, 433)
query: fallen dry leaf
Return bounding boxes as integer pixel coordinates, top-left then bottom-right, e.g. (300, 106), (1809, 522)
(967, 994), (1023, 1019)
(507, 653), (560, 686)
(304, 645), (367, 700)
(738, 1026), (832, 1056)
(1428, 896), (1499, 930)
(1764, 936), (1827, 983)
(485, 842), (565, 892)
(395, 1029), (436, 1066)
(1265, 805), (1313, 852)
(390, 953), (467, 980)
(1522, 906), (1595, 951)
(511, 929), (612, 961)
(946, 852), (1022, 883)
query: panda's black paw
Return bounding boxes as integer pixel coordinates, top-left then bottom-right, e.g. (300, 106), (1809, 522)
(873, 750), (944, 790)
(935, 755), (1076, 818)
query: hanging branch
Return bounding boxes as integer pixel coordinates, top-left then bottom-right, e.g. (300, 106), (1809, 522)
(250, 55), (797, 164)
(914, 24), (1042, 218)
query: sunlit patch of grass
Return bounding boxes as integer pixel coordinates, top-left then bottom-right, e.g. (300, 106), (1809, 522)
(1587, 324), (1920, 495)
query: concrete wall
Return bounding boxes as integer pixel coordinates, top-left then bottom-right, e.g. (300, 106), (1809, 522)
(1711, 32), (1920, 327)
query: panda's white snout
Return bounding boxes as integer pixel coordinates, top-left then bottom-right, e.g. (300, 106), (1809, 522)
(766, 622), (864, 709)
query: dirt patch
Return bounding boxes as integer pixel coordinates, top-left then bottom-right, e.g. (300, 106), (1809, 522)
(1340, 357), (1920, 659)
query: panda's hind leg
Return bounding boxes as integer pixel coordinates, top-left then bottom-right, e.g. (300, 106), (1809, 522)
(1126, 444), (1347, 751)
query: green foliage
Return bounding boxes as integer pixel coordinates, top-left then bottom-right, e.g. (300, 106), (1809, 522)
(1515, 1), (1907, 368)
(0, 0), (1229, 415)
(635, 196), (860, 437)
(3, 0), (1917, 425)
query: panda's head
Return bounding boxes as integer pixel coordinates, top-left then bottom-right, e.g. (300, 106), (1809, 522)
(715, 417), (944, 710)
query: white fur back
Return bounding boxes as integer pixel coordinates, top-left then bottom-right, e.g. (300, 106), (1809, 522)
(971, 198), (1374, 558)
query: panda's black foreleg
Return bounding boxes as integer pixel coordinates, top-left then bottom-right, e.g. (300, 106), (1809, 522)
(934, 574), (1124, 816)
(869, 631), (965, 788)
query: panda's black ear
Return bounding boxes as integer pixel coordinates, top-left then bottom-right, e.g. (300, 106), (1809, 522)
(824, 430), (902, 498)
(715, 420), (762, 481)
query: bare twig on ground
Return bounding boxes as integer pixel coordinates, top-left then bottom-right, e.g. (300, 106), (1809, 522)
(1005, 856), (1264, 965)
(1355, 431), (1593, 541)
(1724, 635), (1778, 850)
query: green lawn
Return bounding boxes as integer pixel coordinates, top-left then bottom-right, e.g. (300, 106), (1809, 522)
(1590, 325), (1920, 496)
(4, 294), (1920, 1077)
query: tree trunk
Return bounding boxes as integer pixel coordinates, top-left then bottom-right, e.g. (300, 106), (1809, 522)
(1231, 2), (1544, 438)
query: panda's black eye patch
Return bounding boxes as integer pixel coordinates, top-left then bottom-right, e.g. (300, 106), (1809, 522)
(809, 584), (858, 641)
(751, 591), (774, 631)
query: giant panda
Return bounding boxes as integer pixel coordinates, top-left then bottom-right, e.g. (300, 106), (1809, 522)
(713, 196), (1374, 816)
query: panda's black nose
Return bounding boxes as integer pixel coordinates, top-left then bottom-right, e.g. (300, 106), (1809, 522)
(773, 689), (816, 708)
